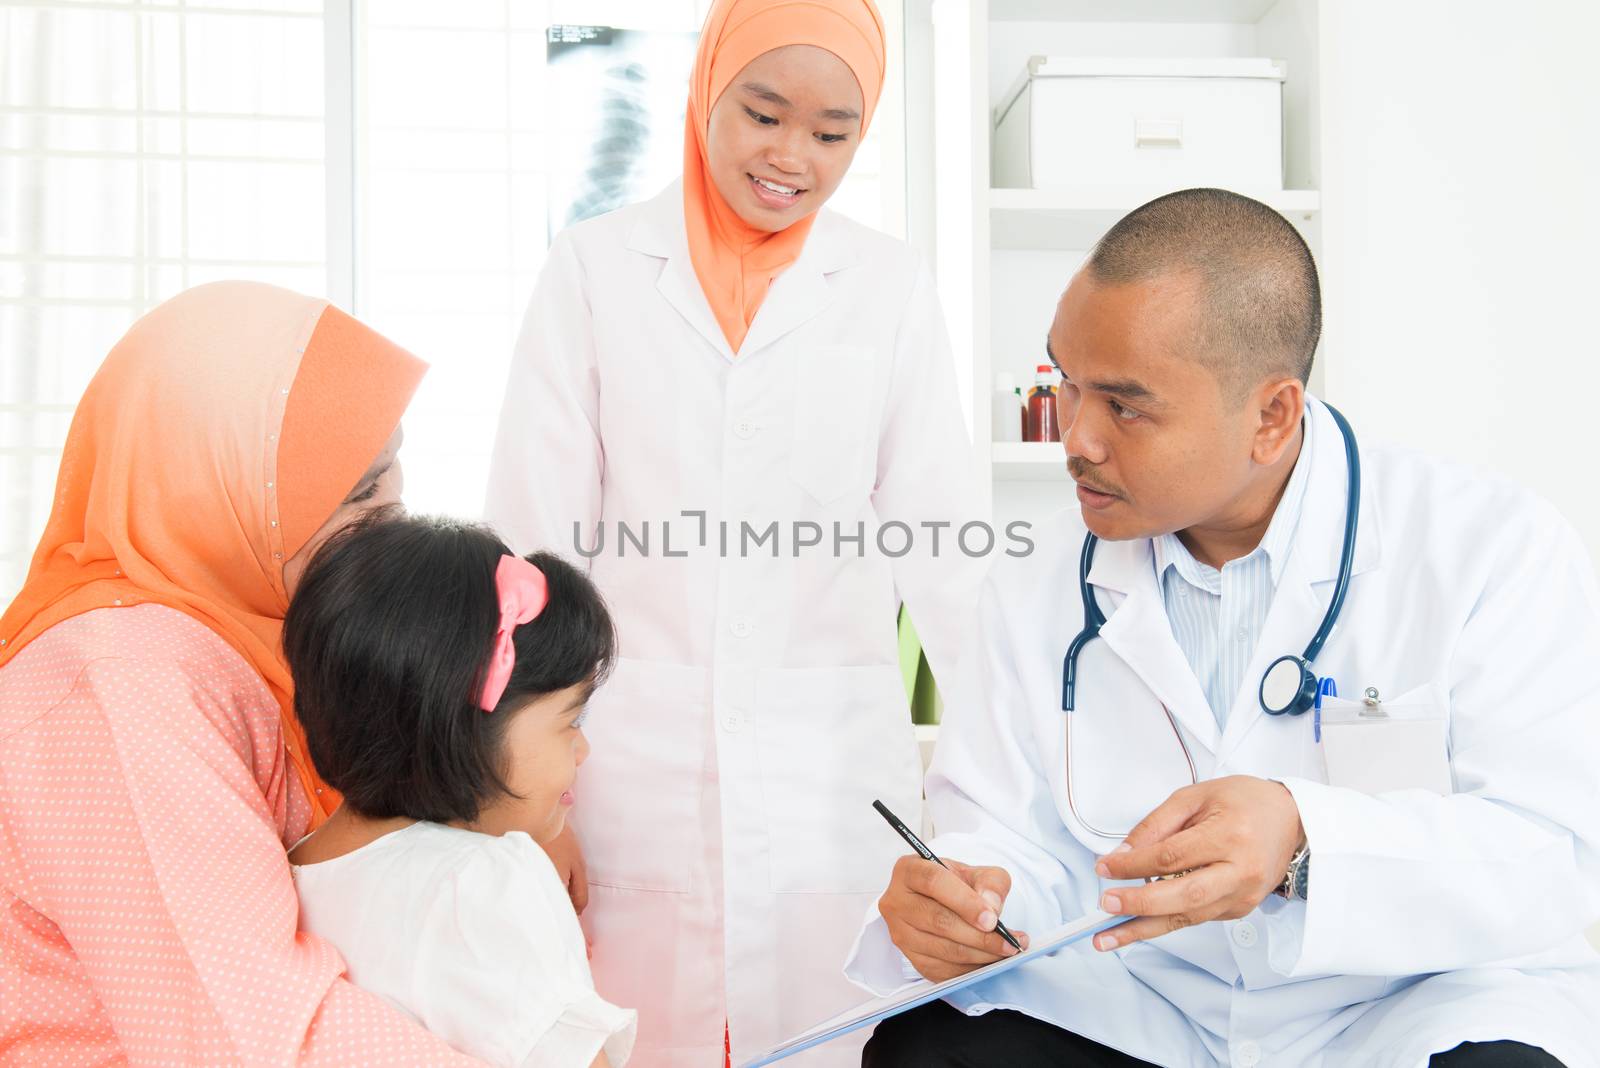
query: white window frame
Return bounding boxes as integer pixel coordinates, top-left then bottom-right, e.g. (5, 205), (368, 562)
(2, 1), (911, 600)
(324, 0), (356, 310)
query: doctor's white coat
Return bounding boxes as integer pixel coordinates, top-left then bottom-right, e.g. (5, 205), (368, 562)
(487, 183), (986, 1067)
(846, 398), (1600, 1068)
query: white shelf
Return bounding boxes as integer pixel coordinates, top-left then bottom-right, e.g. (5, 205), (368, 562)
(991, 0), (1281, 22)
(990, 187), (1321, 250)
(992, 441), (1070, 481)
(917, 0), (1325, 516)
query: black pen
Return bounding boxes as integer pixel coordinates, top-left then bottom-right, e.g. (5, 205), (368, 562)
(872, 799), (1024, 953)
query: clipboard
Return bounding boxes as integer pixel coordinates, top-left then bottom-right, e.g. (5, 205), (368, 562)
(737, 910), (1120, 1067)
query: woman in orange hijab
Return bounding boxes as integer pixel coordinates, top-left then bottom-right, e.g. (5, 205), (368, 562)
(0, 282), (482, 1065)
(486, 2), (986, 1065)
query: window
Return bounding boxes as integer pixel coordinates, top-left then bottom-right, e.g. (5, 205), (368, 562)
(2, 0), (329, 599)
(0, 0), (906, 601)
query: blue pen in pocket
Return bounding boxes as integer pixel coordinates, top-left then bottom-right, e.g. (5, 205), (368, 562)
(1314, 677), (1338, 742)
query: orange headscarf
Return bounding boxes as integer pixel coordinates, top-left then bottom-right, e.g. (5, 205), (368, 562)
(0, 281), (425, 828)
(685, 0), (886, 353)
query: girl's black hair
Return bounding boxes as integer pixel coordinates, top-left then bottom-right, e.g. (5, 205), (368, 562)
(282, 509), (615, 824)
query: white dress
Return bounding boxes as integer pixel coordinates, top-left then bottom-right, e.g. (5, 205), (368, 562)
(293, 821), (636, 1068)
(485, 181), (986, 1067)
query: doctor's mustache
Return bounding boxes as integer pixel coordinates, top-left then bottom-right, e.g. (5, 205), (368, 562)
(1067, 457), (1127, 498)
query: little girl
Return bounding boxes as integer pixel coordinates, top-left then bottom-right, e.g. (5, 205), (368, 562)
(282, 511), (634, 1068)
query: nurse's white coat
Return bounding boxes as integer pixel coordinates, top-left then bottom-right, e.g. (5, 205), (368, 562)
(847, 399), (1600, 1067)
(487, 183), (986, 1067)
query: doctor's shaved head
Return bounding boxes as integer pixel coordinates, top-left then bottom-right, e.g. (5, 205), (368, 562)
(1048, 189), (1318, 554)
(1084, 187), (1321, 396)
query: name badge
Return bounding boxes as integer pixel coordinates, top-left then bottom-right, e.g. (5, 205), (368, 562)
(1318, 685), (1452, 795)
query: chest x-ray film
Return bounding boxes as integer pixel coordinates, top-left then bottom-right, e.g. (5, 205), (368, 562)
(545, 25), (698, 235)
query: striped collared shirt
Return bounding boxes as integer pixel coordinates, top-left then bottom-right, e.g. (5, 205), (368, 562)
(1152, 417), (1315, 728)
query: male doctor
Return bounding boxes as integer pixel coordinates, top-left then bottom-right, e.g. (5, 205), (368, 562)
(845, 189), (1600, 1067)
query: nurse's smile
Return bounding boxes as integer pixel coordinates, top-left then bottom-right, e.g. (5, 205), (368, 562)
(705, 44), (865, 233)
(748, 172), (807, 209)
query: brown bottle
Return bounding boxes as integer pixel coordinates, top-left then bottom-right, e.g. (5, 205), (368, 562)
(1024, 364), (1060, 443)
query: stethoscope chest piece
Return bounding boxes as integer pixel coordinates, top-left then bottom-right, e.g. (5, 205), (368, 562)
(1058, 403), (1362, 837)
(1260, 653), (1318, 717)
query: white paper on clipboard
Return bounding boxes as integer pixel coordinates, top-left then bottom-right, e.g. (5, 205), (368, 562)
(737, 911), (1120, 1068)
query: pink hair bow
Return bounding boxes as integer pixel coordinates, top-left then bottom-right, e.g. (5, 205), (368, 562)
(478, 555), (549, 712)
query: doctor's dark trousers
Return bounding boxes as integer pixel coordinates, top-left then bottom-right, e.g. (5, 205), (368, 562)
(861, 1000), (1565, 1067)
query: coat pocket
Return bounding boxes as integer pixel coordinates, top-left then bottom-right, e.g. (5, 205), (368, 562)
(1318, 684), (1453, 796)
(754, 664), (923, 893)
(570, 657), (708, 893)
(789, 344), (873, 505)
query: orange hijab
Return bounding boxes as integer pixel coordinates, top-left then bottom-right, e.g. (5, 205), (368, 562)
(0, 281), (424, 828)
(685, 0), (886, 353)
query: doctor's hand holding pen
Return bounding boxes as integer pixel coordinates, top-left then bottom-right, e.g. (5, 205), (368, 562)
(878, 776), (1303, 978)
(877, 855), (1032, 982)
(1089, 775), (1306, 952)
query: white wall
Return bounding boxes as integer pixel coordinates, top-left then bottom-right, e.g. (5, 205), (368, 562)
(1318, 1), (1600, 563)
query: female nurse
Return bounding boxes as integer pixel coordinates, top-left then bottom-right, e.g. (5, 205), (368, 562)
(485, 2), (986, 1065)
(0, 282), (483, 1064)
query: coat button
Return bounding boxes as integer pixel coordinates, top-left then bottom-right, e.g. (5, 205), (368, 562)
(730, 619), (753, 639)
(1232, 921), (1258, 949)
(1235, 1040), (1262, 1068)
(734, 419), (759, 439)
(721, 708), (745, 733)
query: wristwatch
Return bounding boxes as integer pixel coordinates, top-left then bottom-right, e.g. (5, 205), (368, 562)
(1275, 842), (1311, 900)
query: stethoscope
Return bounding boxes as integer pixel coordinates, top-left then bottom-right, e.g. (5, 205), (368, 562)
(1058, 404), (1361, 839)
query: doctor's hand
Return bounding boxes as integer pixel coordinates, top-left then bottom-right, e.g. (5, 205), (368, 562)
(1090, 776), (1305, 952)
(878, 856), (1030, 982)
(541, 824), (590, 914)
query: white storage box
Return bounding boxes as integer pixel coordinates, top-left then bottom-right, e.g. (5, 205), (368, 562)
(993, 56), (1286, 192)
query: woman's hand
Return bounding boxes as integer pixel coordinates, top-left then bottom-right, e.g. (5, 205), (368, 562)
(542, 824), (590, 914)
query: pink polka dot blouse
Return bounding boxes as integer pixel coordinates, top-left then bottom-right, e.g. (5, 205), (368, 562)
(0, 603), (486, 1065)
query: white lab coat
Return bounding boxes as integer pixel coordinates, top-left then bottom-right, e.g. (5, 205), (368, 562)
(846, 398), (1600, 1067)
(486, 183), (985, 1068)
